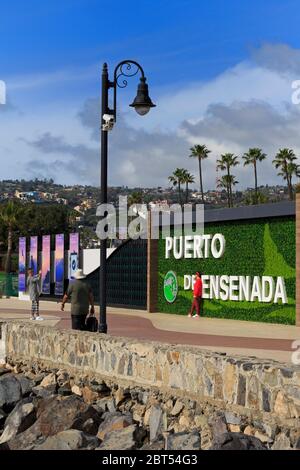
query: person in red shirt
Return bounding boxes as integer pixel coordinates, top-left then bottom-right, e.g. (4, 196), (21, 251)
(188, 272), (203, 318)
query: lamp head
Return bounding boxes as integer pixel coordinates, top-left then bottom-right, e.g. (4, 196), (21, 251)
(129, 77), (156, 116)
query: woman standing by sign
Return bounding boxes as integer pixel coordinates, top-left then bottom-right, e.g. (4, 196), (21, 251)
(188, 272), (203, 318)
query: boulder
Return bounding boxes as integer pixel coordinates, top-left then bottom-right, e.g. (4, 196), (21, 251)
(271, 433), (292, 450)
(170, 400), (184, 417)
(33, 430), (85, 450)
(0, 401), (36, 443)
(96, 425), (143, 450)
(71, 385), (82, 397)
(167, 431), (201, 450)
(39, 373), (56, 389)
(0, 408), (7, 427)
(15, 375), (34, 396)
(82, 386), (99, 404)
(141, 438), (165, 450)
(149, 405), (166, 442)
(31, 386), (55, 399)
(0, 374), (22, 408)
(81, 418), (99, 436)
(210, 432), (267, 450)
(97, 413), (133, 440)
(8, 395), (100, 450)
(57, 384), (72, 396)
(94, 397), (116, 414)
(208, 414), (227, 437)
(224, 412), (241, 425)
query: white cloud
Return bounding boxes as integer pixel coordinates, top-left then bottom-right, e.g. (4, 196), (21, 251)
(1, 43), (300, 190)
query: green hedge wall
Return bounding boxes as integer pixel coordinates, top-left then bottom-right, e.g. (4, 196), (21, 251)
(157, 216), (296, 325)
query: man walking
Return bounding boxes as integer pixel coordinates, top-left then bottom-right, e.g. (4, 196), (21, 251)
(61, 269), (95, 331)
(27, 268), (43, 321)
(188, 271), (203, 318)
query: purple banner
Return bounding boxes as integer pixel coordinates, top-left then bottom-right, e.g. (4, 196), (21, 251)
(42, 235), (51, 294)
(29, 236), (38, 275)
(55, 234), (64, 296)
(18, 237), (26, 292)
(69, 233), (79, 279)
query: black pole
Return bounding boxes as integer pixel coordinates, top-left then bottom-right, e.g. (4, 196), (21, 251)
(99, 63), (108, 333)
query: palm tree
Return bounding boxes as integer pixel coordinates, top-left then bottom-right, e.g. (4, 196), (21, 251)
(181, 170), (195, 203)
(0, 201), (23, 273)
(128, 191), (143, 206)
(168, 168), (186, 205)
(272, 148), (300, 200)
(242, 148), (266, 204)
(216, 153), (239, 207)
(217, 175), (239, 208)
(189, 145), (211, 203)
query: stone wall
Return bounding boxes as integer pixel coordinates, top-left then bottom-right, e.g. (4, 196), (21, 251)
(1, 321), (300, 428)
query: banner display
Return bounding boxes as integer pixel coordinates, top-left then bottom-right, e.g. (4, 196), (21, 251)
(41, 235), (51, 294)
(55, 234), (64, 296)
(69, 233), (79, 279)
(29, 236), (38, 275)
(18, 237), (26, 292)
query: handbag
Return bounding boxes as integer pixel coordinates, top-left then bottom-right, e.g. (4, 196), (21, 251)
(85, 316), (98, 332)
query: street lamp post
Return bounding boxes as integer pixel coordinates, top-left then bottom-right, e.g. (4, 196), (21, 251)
(99, 60), (156, 333)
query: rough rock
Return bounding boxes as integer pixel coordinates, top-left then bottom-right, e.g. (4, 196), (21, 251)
(81, 418), (98, 435)
(96, 424), (143, 450)
(97, 413), (133, 440)
(15, 375), (34, 396)
(200, 426), (213, 450)
(82, 386), (99, 404)
(141, 438), (165, 450)
(8, 395), (99, 450)
(254, 431), (273, 444)
(115, 388), (127, 406)
(271, 433), (292, 450)
(33, 430), (90, 450)
(194, 414), (208, 429)
(224, 412), (241, 425)
(170, 400), (184, 417)
(228, 424), (241, 433)
(39, 373), (56, 389)
(208, 414), (227, 437)
(71, 385), (82, 396)
(167, 431), (201, 450)
(94, 397), (116, 414)
(210, 432), (267, 450)
(0, 374), (22, 408)
(149, 405), (166, 442)
(0, 400), (36, 443)
(132, 404), (146, 424)
(31, 386), (55, 399)
(0, 408), (7, 426)
(58, 384), (72, 396)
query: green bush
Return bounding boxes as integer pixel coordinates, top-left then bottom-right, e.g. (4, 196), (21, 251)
(157, 217), (296, 325)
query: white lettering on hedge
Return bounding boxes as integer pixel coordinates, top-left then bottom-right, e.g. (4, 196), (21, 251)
(183, 274), (288, 304)
(165, 234), (225, 259)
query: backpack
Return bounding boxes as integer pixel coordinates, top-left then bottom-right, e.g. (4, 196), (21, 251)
(86, 316), (98, 332)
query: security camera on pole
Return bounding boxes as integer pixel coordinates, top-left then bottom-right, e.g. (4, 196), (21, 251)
(99, 61), (156, 333)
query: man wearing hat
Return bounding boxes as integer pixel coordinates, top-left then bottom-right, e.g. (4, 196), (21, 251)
(188, 271), (203, 318)
(61, 269), (95, 330)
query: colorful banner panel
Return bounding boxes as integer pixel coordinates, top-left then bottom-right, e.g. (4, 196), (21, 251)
(69, 233), (79, 279)
(29, 236), (38, 275)
(55, 234), (64, 296)
(41, 235), (51, 294)
(18, 237), (26, 292)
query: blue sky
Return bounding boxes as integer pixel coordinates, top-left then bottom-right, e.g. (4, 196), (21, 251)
(1, 0), (300, 188)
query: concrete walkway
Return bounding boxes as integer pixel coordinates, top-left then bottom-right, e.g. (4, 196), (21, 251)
(0, 298), (299, 363)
